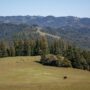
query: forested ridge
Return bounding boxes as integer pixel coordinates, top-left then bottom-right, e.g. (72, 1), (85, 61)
(0, 23), (90, 50)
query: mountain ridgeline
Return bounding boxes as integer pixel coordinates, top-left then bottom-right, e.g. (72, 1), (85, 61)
(0, 16), (90, 28)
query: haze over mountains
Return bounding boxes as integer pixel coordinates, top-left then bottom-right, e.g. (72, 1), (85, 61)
(0, 16), (90, 50)
(0, 16), (90, 28)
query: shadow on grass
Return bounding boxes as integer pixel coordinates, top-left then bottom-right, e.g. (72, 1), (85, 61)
(34, 61), (58, 68)
(35, 61), (41, 64)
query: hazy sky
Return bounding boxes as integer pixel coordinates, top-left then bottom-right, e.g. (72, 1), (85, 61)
(0, 0), (90, 17)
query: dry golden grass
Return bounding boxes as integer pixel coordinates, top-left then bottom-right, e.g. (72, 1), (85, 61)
(0, 56), (90, 90)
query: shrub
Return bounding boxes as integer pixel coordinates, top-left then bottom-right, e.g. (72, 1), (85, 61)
(56, 55), (72, 67)
(40, 54), (58, 66)
(40, 54), (72, 67)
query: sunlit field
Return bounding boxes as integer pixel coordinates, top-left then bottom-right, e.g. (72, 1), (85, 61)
(0, 56), (90, 90)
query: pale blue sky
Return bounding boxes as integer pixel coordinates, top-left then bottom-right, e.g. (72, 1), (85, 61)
(0, 0), (90, 17)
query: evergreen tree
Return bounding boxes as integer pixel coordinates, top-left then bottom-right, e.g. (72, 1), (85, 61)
(14, 40), (24, 56)
(0, 41), (8, 57)
(53, 40), (60, 55)
(40, 36), (49, 62)
(23, 40), (31, 56)
(40, 36), (49, 55)
(30, 40), (36, 56)
(9, 46), (15, 56)
(33, 39), (41, 55)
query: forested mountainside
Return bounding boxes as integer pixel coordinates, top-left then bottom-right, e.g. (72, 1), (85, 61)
(0, 16), (90, 50)
(43, 26), (90, 50)
(0, 23), (90, 50)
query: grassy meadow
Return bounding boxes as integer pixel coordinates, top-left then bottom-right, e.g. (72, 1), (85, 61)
(0, 56), (90, 90)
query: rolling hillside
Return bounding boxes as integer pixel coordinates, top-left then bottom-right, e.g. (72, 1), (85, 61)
(0, 56), (90, 90)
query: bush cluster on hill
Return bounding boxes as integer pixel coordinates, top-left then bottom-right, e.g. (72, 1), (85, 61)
(40, 54), (72, 67)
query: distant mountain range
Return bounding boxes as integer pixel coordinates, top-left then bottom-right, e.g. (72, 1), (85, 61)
(0, 16), (90, 50)
(0, 16), (90, 28)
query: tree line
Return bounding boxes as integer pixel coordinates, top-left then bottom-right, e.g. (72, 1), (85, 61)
(0, 36), (90, 71)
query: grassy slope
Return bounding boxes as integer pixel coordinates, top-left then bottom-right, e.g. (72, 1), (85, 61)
(0, 56), (90, 90)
